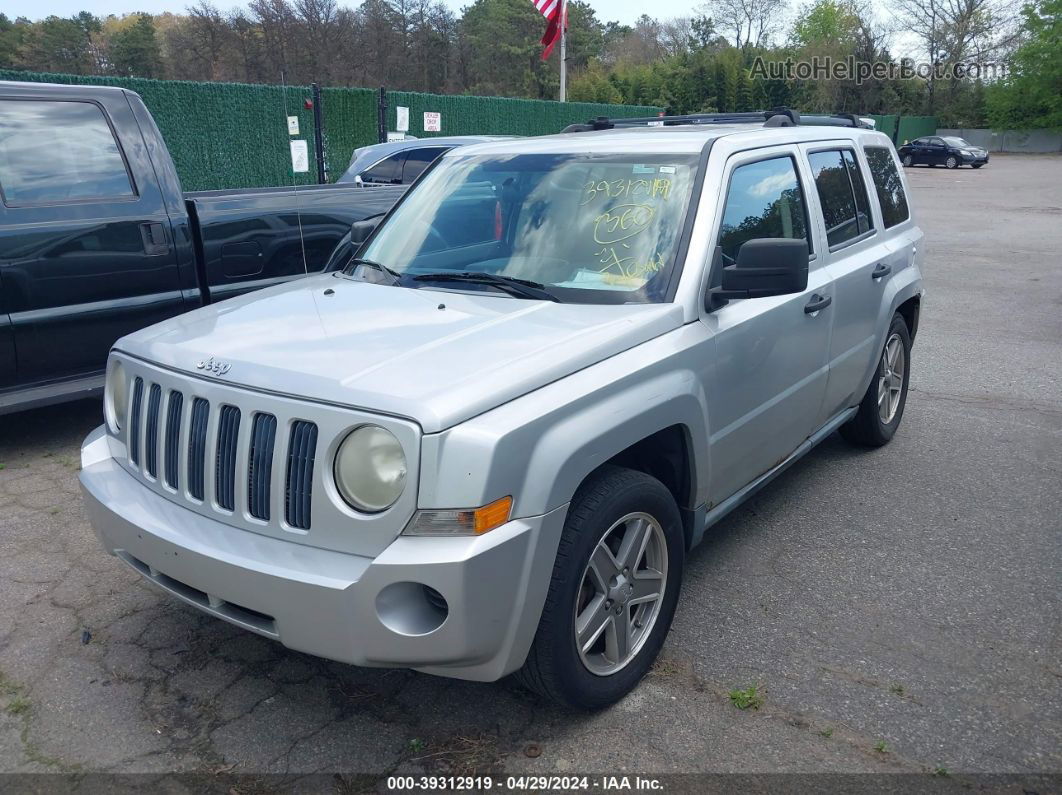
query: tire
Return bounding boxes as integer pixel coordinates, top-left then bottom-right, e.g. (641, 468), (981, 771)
(945, 155), (959, 169)
(840, 313), (912, 447)
(972, 164), (984, 169)
(514, 465), (684, 710)
(902, 154), (913, 167)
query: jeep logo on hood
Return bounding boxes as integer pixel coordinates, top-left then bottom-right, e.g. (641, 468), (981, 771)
(196, 357), (231, 376)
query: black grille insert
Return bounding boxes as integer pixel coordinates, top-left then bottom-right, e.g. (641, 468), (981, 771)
(247, 413), (277, 521)
(145, 384), (162, 478)
(215, 405), (241, 511)
(164, 391), (183, 489)
(187, 398), (209, 501)
(285, 421), (318, 530)
(129, 377), (144, 465)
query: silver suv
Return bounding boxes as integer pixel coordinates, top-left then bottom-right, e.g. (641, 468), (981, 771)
(80, 110), (923, 710)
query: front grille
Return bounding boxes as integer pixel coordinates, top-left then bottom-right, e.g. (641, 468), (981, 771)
(285, 421), (318, 530)
(144, 384), (162, 478)
(214, 405), (241, 511)
(114, 361), (398, 544)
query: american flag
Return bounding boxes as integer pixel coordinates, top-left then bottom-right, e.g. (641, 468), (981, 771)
(533, 0), (565, 60)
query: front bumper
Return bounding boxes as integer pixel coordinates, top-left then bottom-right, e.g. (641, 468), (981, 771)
(961, 152), (989, 164)
(79, 426), (567, 682)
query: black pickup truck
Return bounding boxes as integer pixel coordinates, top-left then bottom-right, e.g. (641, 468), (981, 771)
(0, 80), (404, 414)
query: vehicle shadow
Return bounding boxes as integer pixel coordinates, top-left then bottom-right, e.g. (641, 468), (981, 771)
(0, 398), (102, 459)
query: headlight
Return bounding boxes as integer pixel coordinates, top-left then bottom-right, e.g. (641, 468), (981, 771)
(333, 425), (407, 512)
(104, 360), (127, 432)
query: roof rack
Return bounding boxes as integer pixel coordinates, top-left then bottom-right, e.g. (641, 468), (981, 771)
(560, 107), (875, 133)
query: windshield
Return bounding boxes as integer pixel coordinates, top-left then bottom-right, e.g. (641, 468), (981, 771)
(348, 152), (700, 303)
(943, 137), (972, 148)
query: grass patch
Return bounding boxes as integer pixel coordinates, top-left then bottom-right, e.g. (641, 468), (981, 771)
(890, 684), (905, 695)
(818, 727), (833, 738)
(6, 695), (30, 716)
(728, 686), (764, 710)
(874, 740), (889, 753)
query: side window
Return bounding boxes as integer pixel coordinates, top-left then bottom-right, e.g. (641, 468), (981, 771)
(402, 147), (449, 183)
(863, 147), (910, 229)
(718, 155), (809, 262)
(808, 149), (864, 248)
(0, 99), (135, 206)
(360, 152), (406, 184)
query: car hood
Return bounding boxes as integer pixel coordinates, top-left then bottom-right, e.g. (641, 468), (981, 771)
(118, 274), (683, 433)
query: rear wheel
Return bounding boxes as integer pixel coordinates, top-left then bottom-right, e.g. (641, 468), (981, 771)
(840, 313), (912, 447)
(945, 155), (959, 169)
(514, 466), (684, 710)
(902, 154), (914, 167)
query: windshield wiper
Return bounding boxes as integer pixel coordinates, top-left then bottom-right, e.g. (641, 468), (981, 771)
(346, 258), (402, 285)
(412, 271), (560, 302)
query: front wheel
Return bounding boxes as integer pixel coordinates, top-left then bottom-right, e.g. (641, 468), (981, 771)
(945, 155), (959, 169)
(840, 313), (912, 447)
(902, 154), (914, 167)
(514, 466), (684, 710)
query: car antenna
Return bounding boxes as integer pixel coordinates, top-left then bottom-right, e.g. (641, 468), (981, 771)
(280, 69), (309, 278)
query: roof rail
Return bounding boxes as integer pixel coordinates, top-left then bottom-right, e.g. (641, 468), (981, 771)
(560, 107), (874, 134)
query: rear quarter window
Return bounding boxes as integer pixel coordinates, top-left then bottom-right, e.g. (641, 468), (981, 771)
(863, 147), (910, 229)
(0, 99), (136, 206)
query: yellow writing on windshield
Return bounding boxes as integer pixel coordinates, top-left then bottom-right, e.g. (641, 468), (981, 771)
(581, 177), (673, 205)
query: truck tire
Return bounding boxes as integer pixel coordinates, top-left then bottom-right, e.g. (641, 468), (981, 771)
(840, 313), (912, 447)
(514, 465), (684, 710)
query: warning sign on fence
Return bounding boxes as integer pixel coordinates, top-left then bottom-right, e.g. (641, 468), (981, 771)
(423, 112), (441, 132)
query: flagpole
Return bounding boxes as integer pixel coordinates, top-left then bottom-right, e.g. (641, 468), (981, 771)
(559, 0), (567, 102)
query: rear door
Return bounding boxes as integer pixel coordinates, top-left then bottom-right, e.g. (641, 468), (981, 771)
(0, 276), (13, 389)
(0, 88), (184, 385)
(702, 148), (833, 504)
(803, 143), (889, 420)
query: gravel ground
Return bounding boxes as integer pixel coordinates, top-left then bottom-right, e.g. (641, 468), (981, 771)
(0, 153), (1059, 787)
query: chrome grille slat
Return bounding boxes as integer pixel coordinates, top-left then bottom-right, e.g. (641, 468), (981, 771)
(215, 405), (241, 511)
(188, 398), (209, 501)
(164, 391), (183, 489)
(247, 413), (277, 521)
(129, 377), (144, 466)
(145, 384), (162, 478)
(285, 421), (317, 530)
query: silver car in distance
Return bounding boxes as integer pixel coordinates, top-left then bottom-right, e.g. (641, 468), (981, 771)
(80, 115), (923, 709)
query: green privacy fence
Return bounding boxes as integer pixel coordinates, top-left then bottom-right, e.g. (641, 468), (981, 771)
(0, 70), (659, 191)
(867, 114), (938, 143)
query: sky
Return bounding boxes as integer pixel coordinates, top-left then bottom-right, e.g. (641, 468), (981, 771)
(4, 0), (685, 27)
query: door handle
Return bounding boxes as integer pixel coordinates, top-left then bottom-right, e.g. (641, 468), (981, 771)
(804, 294), (832, 314)
(140, 222), (169, 256)
(872, 263), (892, 279)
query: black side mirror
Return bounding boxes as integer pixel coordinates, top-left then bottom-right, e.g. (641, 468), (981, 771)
(350, 217), (379, 245)
(706, 238), (809, 311)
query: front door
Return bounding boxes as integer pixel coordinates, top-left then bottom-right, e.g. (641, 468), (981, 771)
(0, 90), (185, 386)
(701, 149), (833, 506)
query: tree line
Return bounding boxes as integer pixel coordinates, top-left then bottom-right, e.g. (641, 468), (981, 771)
(0, 0), (1057, 129)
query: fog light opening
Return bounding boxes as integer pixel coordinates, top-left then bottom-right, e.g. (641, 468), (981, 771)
(375, 581), (449, 637)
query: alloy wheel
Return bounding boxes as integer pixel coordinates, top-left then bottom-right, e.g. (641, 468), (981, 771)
(573, 512), (668, 676)
(878, 332), (906, 423)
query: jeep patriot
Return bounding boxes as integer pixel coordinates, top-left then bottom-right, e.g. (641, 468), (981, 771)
(79, 110), (924, 709)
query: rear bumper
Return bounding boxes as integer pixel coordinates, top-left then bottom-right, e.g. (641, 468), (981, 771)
(79, 426), (566, 681)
